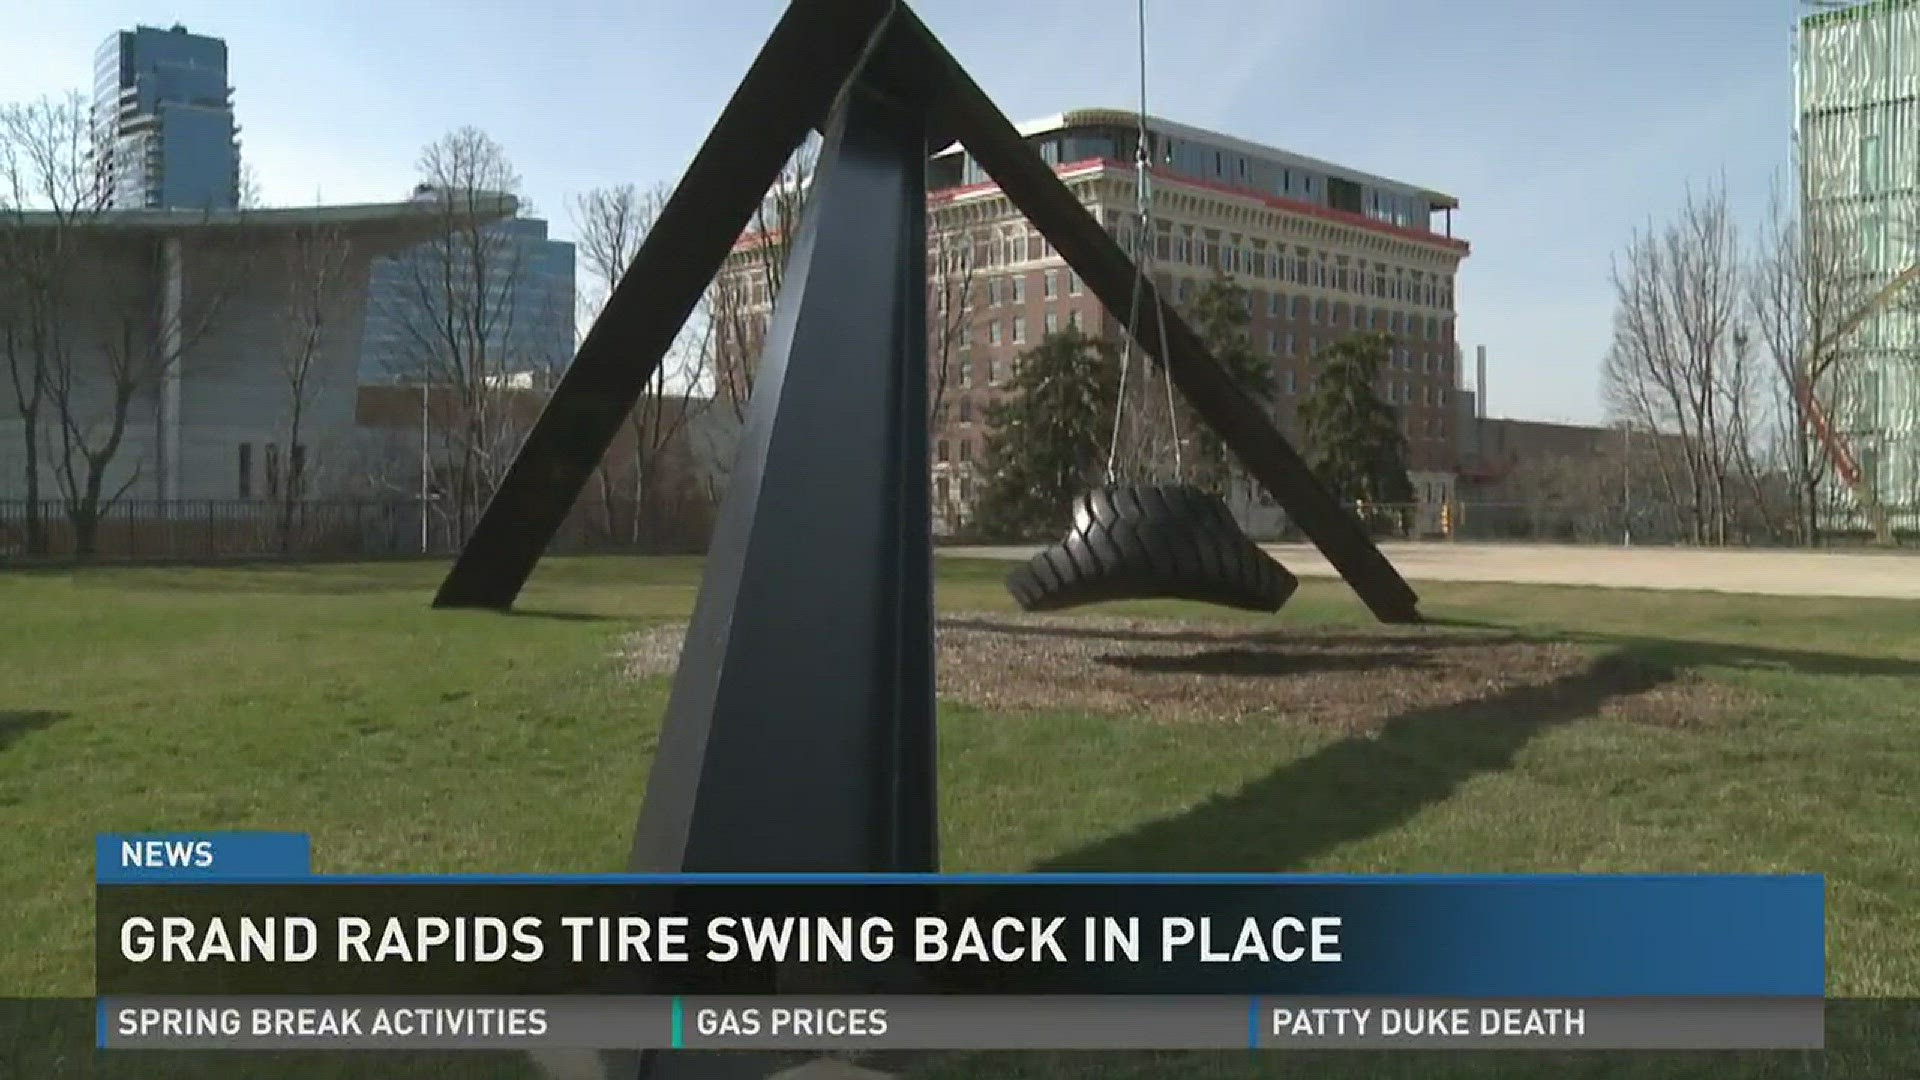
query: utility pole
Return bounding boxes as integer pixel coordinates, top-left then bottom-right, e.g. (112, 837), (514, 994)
(1622, 421), (1633, 547)
(420, 382), (430, 555)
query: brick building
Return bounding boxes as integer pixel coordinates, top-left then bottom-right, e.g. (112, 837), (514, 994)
(718, 108), (1470, 533)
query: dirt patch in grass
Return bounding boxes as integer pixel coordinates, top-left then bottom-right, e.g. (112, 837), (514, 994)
(622, 613), (1748, 731)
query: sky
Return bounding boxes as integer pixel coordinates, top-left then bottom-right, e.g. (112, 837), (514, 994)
(3, 0), (1807, 425)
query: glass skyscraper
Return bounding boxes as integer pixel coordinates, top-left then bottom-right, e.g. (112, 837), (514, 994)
(359, 210), (577, 385)
(93, 24), (241, 211)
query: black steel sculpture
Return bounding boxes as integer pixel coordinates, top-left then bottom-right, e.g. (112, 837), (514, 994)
(429, 3), (1420, 1072)
(434, 0), (1417, 625)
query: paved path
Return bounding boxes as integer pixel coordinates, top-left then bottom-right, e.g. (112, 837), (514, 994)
(943, 542), (1920, 601)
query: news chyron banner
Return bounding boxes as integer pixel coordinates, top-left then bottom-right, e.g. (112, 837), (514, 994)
(95, 833), (1825, 1053)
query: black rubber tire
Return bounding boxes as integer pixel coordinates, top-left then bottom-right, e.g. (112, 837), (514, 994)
(1006, 484), (1298, 613)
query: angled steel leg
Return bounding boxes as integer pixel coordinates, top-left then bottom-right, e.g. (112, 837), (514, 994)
(627, 81), (934, 876)
(432, 0), (898, 610)
(892, 10), (1421, 624)
(623, 76), (935, 1080)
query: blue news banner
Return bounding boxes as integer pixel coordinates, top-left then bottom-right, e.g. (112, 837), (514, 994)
(93, 833), (1825, 1052)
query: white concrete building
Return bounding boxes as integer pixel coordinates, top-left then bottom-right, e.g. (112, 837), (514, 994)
(0, 198), (514, 509)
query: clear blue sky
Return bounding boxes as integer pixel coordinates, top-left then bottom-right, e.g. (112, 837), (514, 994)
(5, 0), (1804, 425)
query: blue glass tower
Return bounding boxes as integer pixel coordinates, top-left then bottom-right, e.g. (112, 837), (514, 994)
(93, 24), (241, 210)
(359, 210), (577, 385)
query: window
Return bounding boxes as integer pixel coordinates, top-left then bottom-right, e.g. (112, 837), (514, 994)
(1045, 311), (1059, 335)
(1044, 270), (1058, 300)
(1423, 384), (1433, 405)
(960, 358), (973, 388)
(1068, 270), (1082, 296)
(1312, 299), (1327, 324)
(1012, 316), (1027, 344)
(937, 439), (950, 463)
(990, 358), (1005, 385)
(989, 320), (1003, 346)
(936, 477), (949, 503)
(959, 397), (973, 423)
(1269, 291), (1281, 316)
(1177, 278), (1193, 302)
(1067, 308), (1083, 331)
(237, 443), (252, 499)
(959, 476), (972, 502)
(1350, 305), (1361, 329)
(1285, 370), (1298, 394)
(988, 278), (1002, 306)
(959, 440), (972, 463)
(265, 443), (281, 500)
(1288, 295), (1302, 320)
(1862, 134), (1884, 195)
(1011, 275), (1026, 303)
(1390, 312), (1403, 335)
(1436, 388), (1446, 407)
(1283, 332), (1295, 356)
(1266, 330), (1277, 355)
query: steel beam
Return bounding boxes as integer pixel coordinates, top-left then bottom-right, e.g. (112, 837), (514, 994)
(621, 79), (935, 1079)
(432, 0), (898, 609)
(893, 9), (1421, 623)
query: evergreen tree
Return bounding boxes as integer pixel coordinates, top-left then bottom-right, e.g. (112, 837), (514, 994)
(972, 327), (1121, 539)
(1296, 331), (1414, 509)
(1179, 271), (1277, 493)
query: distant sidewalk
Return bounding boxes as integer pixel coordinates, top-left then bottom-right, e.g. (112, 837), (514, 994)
(941, 542), (1920, 601)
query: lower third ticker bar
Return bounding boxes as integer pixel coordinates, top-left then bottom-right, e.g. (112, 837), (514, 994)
(97, 995), (1825, 1051)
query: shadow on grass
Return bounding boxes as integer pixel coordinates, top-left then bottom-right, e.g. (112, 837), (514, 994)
(1430, 616), (1920, 680)
(498, 609), (627, 623)
(1036, 648), (1674, 873)
(940, 615), (1516, 652)
(0, 711), (64, 753)
(1097, 649), (1434, 677)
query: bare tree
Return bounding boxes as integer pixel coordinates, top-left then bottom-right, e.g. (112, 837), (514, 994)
(702, 144), (977, 536)
(1, 92), (243, 557)
(42, 228), (244, 557)
(1602, 183), (1748, 544)
(272, 225), (353, 552)
(0, 92), (110, 555)
(926, 216), (979, 428)
(375, 127), (535, 541)
(571, 181), (713, 543)
(710, 144), (818, 425)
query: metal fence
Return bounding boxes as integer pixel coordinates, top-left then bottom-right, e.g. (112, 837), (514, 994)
(1261, 501), (1920, 547)
(3, 496), (1915, 567)
(0, 498), (717, 566)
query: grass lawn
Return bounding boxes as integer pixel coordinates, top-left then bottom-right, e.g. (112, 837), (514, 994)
(2, 555), (1917, 1078)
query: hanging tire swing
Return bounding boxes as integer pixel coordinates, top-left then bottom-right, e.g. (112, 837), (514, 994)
(1006, 0), (1294, 616)
(1008, 484), (1296, 613)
